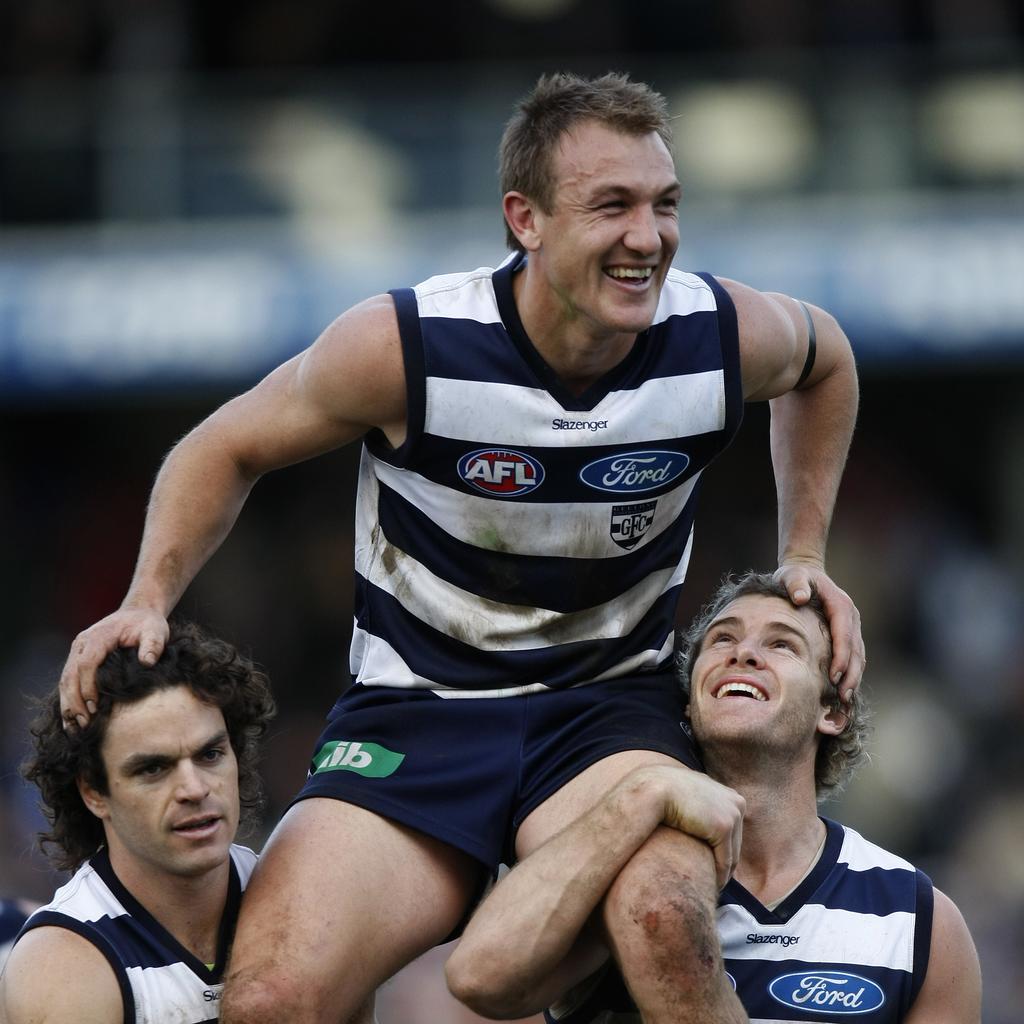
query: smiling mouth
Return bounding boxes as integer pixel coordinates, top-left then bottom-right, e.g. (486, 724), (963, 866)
(605, 266), (653, 285)
(714, 682), (767, 701)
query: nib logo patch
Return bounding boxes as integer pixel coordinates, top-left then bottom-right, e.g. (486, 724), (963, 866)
(312, 740), (405, 778)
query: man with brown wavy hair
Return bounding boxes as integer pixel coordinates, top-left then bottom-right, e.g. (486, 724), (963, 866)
(1, 622), (275, 1024)
(448, 574), (981, 1023)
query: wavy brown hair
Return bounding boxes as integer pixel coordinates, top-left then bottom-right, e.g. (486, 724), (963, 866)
(25, 621), (276, 872)
(499, 71), (673, 252)
(677, 572), (870, 798)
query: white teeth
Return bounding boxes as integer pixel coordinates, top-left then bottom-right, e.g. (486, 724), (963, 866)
(607, 267), (652, 280)
(716, 683), (767, 701)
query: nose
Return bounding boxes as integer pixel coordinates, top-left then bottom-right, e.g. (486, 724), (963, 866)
(729, 642), (764, 668)
(174, 762), (210, 802)
(623, 204), (661, 256)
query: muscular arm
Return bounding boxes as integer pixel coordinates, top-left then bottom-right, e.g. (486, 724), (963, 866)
(904, 888), (982, 1024)
(446, 765), (744, 1019)
(60, 295), (407, 723)
(725, 279), (863, 698)
(1, 928), (123, 1024)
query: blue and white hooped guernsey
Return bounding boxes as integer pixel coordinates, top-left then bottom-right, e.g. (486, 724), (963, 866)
(546, 818), (935, 1023)
(17, 845), (256, 1024)
(350, 252), (744, 696)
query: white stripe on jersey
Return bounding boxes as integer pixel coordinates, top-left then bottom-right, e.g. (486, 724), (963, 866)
(367, 456), (701, 559)
(415, 267), (504, 322)
(718, 906), (916, 971)
(424, 370), (727, 447)
(361, 525), (689, 652)
(653, 269), (721, 320)
(838, 828), (915, 873)
(351, 620), (677, 695)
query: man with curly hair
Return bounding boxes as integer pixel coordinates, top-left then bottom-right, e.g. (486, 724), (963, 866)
(0, 621), (275, 1024)
(447, 573), (981, 1023)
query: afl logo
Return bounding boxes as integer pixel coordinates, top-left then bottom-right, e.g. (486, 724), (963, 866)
(768, 972), (885, 1014)
(580, 450), (689, 493)
(458, 448), (545, 497)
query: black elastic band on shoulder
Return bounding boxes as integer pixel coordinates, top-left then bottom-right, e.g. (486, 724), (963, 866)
(795, 301), (817, 389)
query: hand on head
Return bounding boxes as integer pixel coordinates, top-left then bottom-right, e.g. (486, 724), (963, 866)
(60, 610), (170, 729)
(774, 563), (864, 702)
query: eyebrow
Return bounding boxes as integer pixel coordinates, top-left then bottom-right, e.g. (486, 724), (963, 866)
(118, 729), (230, 776)
(705, 617), (810, 645)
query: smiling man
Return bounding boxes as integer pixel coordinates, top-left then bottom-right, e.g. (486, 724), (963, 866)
(0, 622), (275, 1024)
(447, 573), (982, 1023)
(58, 72), (863, 1023)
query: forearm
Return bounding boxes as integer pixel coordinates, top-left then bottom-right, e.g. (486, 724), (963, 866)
(123, 421), (258, 615)
(770, 320), (858, 565)
(448, 779), (666, 1016)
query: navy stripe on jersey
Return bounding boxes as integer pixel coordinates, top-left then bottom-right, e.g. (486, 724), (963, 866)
(375, 479), (698, 612)
(371, 287), (426, 466)
(909, 871), (934, 1008)
(696, 272), (744, 440)
(21, 910), (137, 1024)
(401, 430), (724, 504)
(354, 577), (683, 690)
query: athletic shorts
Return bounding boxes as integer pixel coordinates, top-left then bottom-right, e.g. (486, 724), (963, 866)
(292, 672), (701, 873)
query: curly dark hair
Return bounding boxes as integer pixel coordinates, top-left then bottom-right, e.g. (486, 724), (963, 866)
(499, 71), (673, 252)
(677, 572), (870, 798)
(25, 620), (276, 873)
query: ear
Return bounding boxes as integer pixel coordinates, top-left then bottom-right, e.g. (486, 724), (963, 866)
(817, 704), (848, 738)
(77, 777), (110, 822)
(502, 191), (543, 252)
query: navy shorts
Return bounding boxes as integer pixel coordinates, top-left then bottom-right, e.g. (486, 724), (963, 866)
(292, 672), (701, 873)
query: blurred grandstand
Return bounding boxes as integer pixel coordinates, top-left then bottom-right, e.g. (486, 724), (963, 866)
(1, 1), (1022, 1020)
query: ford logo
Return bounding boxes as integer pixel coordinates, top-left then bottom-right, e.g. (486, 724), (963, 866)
(579, 450), (689, 493)
(458, 448), (545, 497)
(768, 972), (885, 1014)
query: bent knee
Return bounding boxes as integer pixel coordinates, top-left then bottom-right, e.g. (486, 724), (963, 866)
(604, 832), (720, 965)
(222, 970), (336, 1024)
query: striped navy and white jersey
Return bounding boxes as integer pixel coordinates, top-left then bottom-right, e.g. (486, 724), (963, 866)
(0, 899), (33, 970)
(546, 819), (934, 1024)
(16, 845), (256, 1024)
(351, 252), (743, 696)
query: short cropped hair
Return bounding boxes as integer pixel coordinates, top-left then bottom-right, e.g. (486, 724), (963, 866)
(499, 71), (673, 252)
(677, 572), (869, 798)
(25, 621), (276, 872)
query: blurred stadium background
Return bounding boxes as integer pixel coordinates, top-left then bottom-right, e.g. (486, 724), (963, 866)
(1, 0), (1022, 1020)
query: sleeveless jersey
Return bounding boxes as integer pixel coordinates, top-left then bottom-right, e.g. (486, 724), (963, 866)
(351, 253), (743, 696)
(0, 899), (33, 970)
(17, 845), (256, 1024)
(547, 819), (934, 1024)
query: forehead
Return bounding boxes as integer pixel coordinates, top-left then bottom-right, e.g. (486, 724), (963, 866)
(708, 594), (828, 654)
(102, 686), (225, 763)
(550, 119), (677, 195)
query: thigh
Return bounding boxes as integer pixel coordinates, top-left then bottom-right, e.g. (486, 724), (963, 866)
(228, 797), (483, 1015)
(516, 748), (689, 858)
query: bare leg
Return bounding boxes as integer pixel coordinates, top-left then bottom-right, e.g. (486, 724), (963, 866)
(222, 798), (481, 1024)
(517, 751), (747, 1024)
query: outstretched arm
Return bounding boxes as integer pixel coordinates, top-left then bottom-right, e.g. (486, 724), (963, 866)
(446, 765), (744, 1019)
(59, 295), (407, 726)
(726, 279), (863, 700)
(904, 888), (982, 1024)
